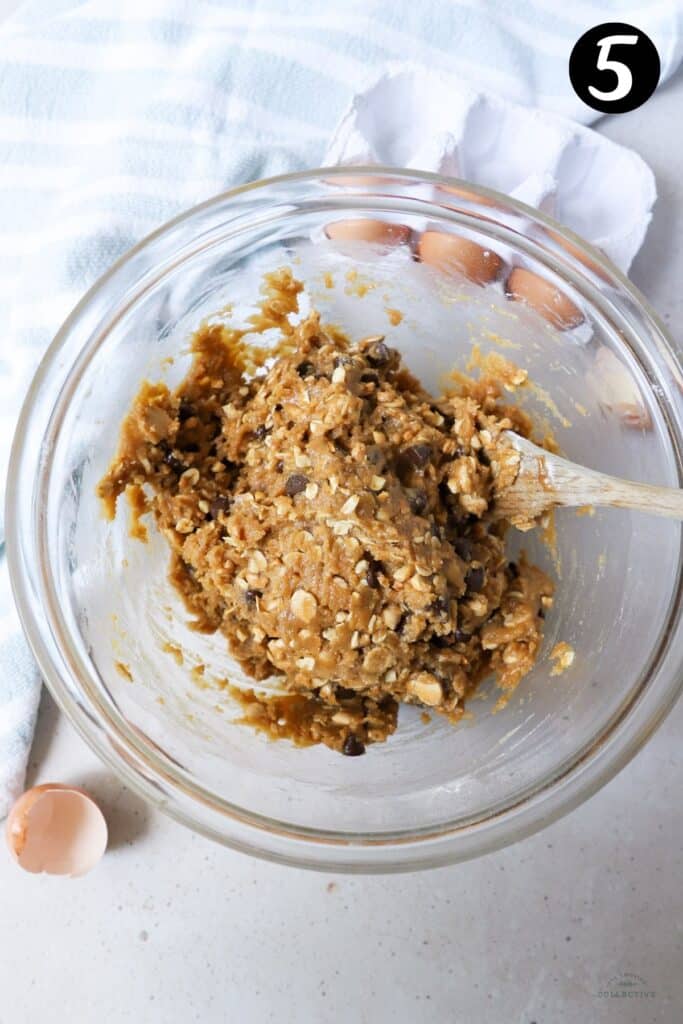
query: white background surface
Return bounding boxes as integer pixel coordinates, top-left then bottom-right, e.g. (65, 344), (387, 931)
(1, 18), (683, 1023)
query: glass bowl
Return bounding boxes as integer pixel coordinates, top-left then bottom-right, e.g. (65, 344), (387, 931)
(7, 169), (683, 872)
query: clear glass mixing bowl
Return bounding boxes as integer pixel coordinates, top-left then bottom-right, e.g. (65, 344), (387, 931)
(7, 169), (683, 871)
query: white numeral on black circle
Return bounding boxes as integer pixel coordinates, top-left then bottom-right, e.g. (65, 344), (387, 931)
(588, 34), (639, 102)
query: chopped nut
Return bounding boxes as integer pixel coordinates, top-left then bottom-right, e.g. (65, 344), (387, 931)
(305, 482), (319, 500)
(340, 494), (359, 515)
(393, 564), (413, 583)
(369, 475), (385, 491)
(296, 656), (316, 671)
(290, 589), (318, 622)
(331, 365), (346, 385)
(407, 673), (443, 706)
(180, 467), (200, 486)
(382, 606), (403, 630)
(175, 517), (194, 534)
(247, 550), (267, 573)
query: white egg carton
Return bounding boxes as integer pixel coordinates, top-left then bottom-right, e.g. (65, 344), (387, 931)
(325, 64), (656, 274)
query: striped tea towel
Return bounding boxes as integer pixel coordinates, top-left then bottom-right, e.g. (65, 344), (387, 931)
(1, 0), (682, 819)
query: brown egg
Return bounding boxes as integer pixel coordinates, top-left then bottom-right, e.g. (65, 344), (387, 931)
(324, 219), (412, 246)
(417, 230), (503, 285)
(6, 784), (108, 877)
(591, 347), (651, 429)
(505, 267), (584, 330)
(326, 173), (397, 187)
(435, 183), (498, 208)
(546, 228), (610, 281)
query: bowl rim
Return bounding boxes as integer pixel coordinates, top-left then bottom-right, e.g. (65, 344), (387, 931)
(6, 165), (683, 872)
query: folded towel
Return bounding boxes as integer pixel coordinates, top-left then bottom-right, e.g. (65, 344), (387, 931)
(1, 0), (681, 818)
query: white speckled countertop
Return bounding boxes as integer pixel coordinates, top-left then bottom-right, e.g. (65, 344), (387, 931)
(1, 17), (682, 1017)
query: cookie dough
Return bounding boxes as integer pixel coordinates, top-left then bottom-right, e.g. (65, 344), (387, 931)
(99, 271), (554, 755)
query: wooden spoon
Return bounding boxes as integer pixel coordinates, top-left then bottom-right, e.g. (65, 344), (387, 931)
(494, 432), (683, 525)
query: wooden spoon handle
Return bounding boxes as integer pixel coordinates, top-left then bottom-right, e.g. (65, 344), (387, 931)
(545, 454), (683, 519)
(499, 432), (683, 523)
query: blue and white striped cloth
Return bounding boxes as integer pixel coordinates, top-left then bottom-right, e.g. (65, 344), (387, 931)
(1, 0), (681, 818)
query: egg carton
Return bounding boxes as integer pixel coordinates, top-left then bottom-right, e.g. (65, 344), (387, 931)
(324, 64), (656, 275)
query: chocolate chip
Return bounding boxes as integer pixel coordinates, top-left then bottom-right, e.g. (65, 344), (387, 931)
(508, 561), (519, 578)
(178, 401), (194, 422)
(284, 473), (308, 497)
(209, 496), (230, 519)
(245, 588), (262, 607)
(398, 444), (432, 475)
(366, 446), (386, 468)
(184, 442), (200, 453)
(252, 424), (269, 441)
(162, 448), (184, 475)
(409, 489), (428, 516)
(297, 361), (315, 378)
(436, 408), (455, 431)
(342, 735), (365, 757)
(360, 371), (380, 385)
(335, 686), (357, 701)
(366, 342), (391, 367)
(454, 537), (474, 561)
(365, 556), (383, 589)
(465, 566), (485, 592)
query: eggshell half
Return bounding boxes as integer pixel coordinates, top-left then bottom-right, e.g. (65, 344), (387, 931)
(417, 230), (503, 285)
(6, 784), (108, 877)
(590, 347), (652, 430)
(546, 228), (610, 282)
(505, 267), (584, 330)
(324, 219), (412, 246)
(435, 183), (499, 208)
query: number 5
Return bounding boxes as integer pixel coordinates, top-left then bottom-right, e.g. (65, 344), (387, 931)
(588, 34), (639, 102)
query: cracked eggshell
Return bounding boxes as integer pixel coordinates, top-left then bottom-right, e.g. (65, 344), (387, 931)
(590, 347), (652, 430)
(6, 784), (108, 877)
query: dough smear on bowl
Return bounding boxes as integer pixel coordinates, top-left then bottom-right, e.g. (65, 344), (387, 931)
(98, 270), (554, 756)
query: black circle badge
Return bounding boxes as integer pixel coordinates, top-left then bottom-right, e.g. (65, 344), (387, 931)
(569, 22), (660, 114)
